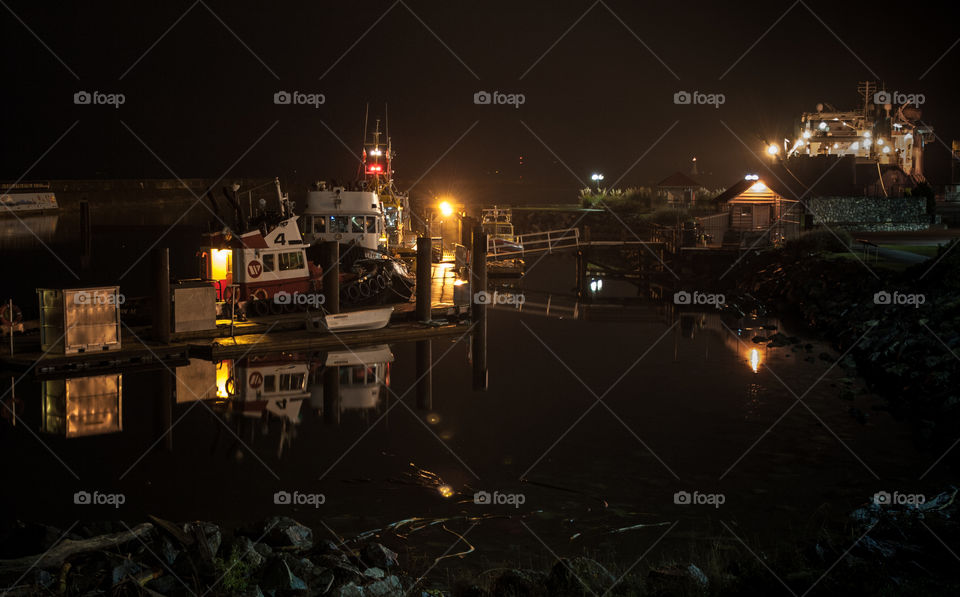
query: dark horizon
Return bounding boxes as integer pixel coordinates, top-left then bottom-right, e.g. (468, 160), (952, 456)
(3, 1), (958, 206)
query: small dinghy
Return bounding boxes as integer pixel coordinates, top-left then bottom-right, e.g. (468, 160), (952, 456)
(307, 306), (393, 333)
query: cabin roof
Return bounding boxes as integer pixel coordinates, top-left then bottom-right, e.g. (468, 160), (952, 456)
(656, 172), (702, 188)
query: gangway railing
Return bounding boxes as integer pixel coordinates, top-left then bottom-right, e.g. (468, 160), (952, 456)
(487, 228), (580, 259)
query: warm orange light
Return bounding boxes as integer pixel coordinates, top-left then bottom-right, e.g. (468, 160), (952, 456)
(211, 249), (231, 280)
(438, 485), (454, 498)
(749, 181), (768, 193)
(216, 361), (234, 398)
(749, 349), (761, 373)
(438, 201), (454, 218)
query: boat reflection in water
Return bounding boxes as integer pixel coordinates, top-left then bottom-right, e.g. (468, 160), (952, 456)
(170, 345), (395, 456)
(0, 214), (59, 250)
(41, 374), (123, 437)
(677, 310), (775, 374)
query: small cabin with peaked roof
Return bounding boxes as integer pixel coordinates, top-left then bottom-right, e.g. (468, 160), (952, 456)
(657, 172), (702, 205)
(714, 176), (798, 231)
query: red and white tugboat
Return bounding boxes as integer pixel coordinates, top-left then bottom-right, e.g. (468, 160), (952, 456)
(200, 180), (324, 317)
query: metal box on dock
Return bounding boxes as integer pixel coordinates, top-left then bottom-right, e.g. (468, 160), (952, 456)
(37, 287), (122, 354)
(41, 373), (123, 437)
(172, 281), (216, 333)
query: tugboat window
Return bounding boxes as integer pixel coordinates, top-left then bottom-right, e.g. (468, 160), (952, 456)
(279, 251), (304, 271)
(262, 253), (275, 272)
(313, 217), (325, 233)
(365, 216), (377, 233)
(330, 216), (349, 233)
(264, 375), (276, 393)
(351, 216), (364, 233)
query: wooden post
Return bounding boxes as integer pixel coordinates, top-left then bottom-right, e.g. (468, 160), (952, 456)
(576, 249), (586, 300)
(153, 248), (171, 344)
(319, 241), (340, 314)
(471, 226), (488, 390)
(416, 339), (432, 409)
(323, 365), (340, 424)
(161, 369), (173, 451)
(416, 236), (432, 322)
(79, 198), (91, 272)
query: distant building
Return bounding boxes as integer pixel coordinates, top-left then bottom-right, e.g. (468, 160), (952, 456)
(656, 171), (702, 205)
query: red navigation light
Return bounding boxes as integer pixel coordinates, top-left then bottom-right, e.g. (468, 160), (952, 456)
(366, 164), (383, 174)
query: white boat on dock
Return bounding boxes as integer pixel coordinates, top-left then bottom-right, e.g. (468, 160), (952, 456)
(308, 306), (394, 333)
(1, 191), (58, 216)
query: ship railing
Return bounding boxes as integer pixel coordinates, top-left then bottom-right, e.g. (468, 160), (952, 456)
(487, 227), (580, 259)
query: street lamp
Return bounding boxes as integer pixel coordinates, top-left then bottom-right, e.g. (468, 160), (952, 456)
(591, 173), (604, 193)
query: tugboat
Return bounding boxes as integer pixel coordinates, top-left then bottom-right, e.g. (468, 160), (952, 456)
(199, 178), (411, 318)
(298, 110), (415, 308)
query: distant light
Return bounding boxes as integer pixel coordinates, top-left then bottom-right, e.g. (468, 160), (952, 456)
(370, 149), (383, 156)
(877, 138), (884, 145)
(833, 142), (839, 148)
(883, 146), (891, 154)
(366, 164), (383, 173)
(438, 201), (454, 217)
(766, 144), (779, 156)
(589, 279), (603, 292)
(818, 122), (829, 131)
(438, 485), (454, 498)
(749, 348), (760, 373)
(744, 174), (759, 180)
(591, 173), (604, 182)
(863, 131), (872, 138)
(850, 142), (860, 150)
(802, 130), (812, 139)
(863, 139), (872, 148)
(749, 182), (768, 192)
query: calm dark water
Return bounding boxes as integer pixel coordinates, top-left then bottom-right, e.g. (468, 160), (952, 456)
(0, 205), (950, 578)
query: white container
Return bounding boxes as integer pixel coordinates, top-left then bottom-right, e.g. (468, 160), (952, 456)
(41, 374), (123, 437)
(37, 287), (122, 354)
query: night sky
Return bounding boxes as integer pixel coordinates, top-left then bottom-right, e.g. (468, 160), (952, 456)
(3, 1), (958, 204)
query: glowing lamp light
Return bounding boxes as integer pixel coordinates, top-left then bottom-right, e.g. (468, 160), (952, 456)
(766, 144), (779, 156)
(210, 248), (231, 280)
(863, 131), (872, 138)
(749, 181), (768, 192)
(744, 174), (759, 180)
(877, 138), (884, 145)
(589, 278), (603, 292)
(438, 485), (454, 498)
(818, 122), (829, 131)
(802, 130), (812, 139)
(366, 164), (383, 174)
(883, 146), (891, 154)
(591, 173), (604, 182)
(850, 142), (860, 150)
(438, 201), (454, 217)
(749, 349), (760, 374)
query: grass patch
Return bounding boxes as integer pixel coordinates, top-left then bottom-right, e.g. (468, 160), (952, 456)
(879, 244), (941, 257)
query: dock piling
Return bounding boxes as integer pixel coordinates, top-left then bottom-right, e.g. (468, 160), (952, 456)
(79, 198), (91, 272)
(153, 248), (171, 344)
(416, 339), (432, 409)
(471, 226), (488, 390)
(416, 236), (432, 322)
(319, 242), (340, 314)
(323, 365), (340, 424)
